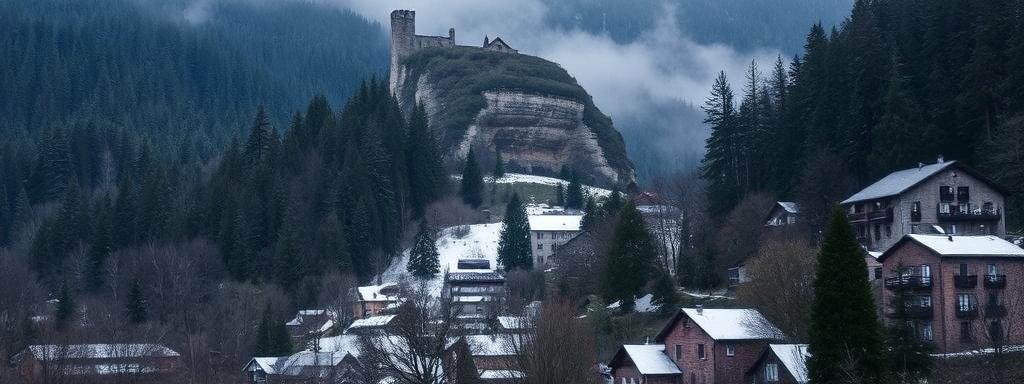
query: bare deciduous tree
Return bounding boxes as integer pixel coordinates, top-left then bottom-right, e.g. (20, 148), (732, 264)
(736, 235), (816, 341)
(508, 297), (602, 384)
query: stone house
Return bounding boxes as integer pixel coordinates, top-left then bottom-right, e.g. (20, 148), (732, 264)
(609, 307), (784, 384)
(841, 157), (1006, 252)
(528, 214), (583, 267)
(12, 343), (181, 383)
(745, 344), (810, 384)
(352, 284), (399, 319)
(877, 234), (1024, 353)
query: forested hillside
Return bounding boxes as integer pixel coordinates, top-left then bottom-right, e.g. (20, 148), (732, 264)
(699, 0), (1024, 230)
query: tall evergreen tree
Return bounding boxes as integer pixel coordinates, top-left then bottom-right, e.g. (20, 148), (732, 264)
(581, 197), (598, 230)
(255, 306), (292, 356)
(554, 183), (565, 207)
(565, 170), (584, 210)
(244, 104), (273, 168)
(405, 102), (445, 218)
(460, 149), (483, 208)
(9, 185), (30, 241)
(603, 188), (623, 214)
(699, 71), (741, 217)
(55, 279), (75, 330)
(493, 150), (505, 178)
(125, 278), (147, 323)
(407, 220), (440, 278)
(807, 208), (883, 384)
(601, 202), (658, 313)
(497, 193), (532, 271)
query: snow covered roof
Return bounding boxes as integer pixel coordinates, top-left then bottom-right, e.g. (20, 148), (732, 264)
(528, 214), (583, 232)
(777, 202), (799, 214)
(317, 334), (362, 356)
(770, 344), (810, 384)
(496, 316), (529, 330)
(479, 369), (525, 379)
(841, 160), (957, 204)
(463, 334), (518, 356)
(656, 308), (783, 342)
(345, 315), (396, 332)
(880, 234), (1024, 261)
(446, 272), (505, 284)
(286, 309), (333, 326)
(246, 357), (283, 374)
(23, 344), (180, 361)
(357, 284), (399, 302)
(612, 345), (682, 375)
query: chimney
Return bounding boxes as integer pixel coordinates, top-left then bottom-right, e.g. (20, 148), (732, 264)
(695, 305), (703, 315)
(918, 162), (924, 170)
(937, 155), (944, 164)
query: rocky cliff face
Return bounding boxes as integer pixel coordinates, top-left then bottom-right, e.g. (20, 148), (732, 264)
(394, 48), (635, 187)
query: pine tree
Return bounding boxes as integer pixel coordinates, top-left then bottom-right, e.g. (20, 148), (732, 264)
(85, 196), (113, 292)
(244, 104), (272, 168)
(255, 306), (292, 356)
(55, 279), (74, 330)
(9, 185), (30, 241)
(555, 183), (565, 207)
(603, 188), (623, 214)
(497, 193), (532, 271)
(581, 197), (598, 230)
(602, 202), (658, 313)
(493, 150), (505, 178)
(407, 220), (440, 278)
(406, 102), (445, 218)
(125, 278), (147, 323)
(699, 71), (741, 217)
(807, 208), (883, 384)
(565, 170), (584, 210)
(460, 149), (484, 208)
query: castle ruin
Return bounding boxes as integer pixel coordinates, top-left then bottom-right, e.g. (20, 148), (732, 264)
(389, 10), (517, 93)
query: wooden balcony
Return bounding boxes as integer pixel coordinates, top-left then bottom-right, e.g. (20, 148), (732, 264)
(848, 207), (894, 224)
(885, 275), (932, 291)
(984, 275), (1007, 289)
(936, 205), (1001, 222)
(954, 275), (978, 289)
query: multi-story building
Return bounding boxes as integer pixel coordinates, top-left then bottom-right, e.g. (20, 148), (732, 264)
(609, 307), (784, 384)
(841, 158), (1005, 252)
(528, 214), (582, 267)
(877, 234), (1024, 353)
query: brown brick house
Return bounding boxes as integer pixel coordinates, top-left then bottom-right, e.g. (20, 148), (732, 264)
(878, 234), (1024, 353)
(841, 158), (1006, 252)
(745, 344), (809, 384)
(12, 343), (181, 383)
(608, 345), (682, 384)
(609, 307), (783, 384)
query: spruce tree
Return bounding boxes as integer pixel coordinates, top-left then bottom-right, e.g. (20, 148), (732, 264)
(407, 220), (440, 278)
(603, 188), (623, 214)
(565, 170), (584, 210)
(493, 150), (505, 178)
(460, 149), (483, 208)
(55, 279), (74, 330)
(555, 183), (565, 207)
(406, 102), (445, 217)
(497, 193), (532, 271)
(602, 202), (657, 312)
(808, 208), (883, 384)
(699, 71), (740, 217)
(255, 306), (292, 356)
(9, 185), (30, 240)
(581, 197), (598, 230)
(126, 278), (147, 323)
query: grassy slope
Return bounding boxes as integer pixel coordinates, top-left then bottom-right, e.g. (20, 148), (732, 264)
(401, 46), (633, 184)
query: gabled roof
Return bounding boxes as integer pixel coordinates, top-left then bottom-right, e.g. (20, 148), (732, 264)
(356, 284), (399, 302)
(777, 202), (799, 214)
(528, 215), (582, 232)
(841, 161), (957, 204)
(345, 315), (396, 333)
(655, 308), (784, 342)
(22, 344), (180, 361)
(486, 36), (512, 49)
(771, 344), (810, 383)
(608, 345), (681, 375)
(878, 234), (1024, 262)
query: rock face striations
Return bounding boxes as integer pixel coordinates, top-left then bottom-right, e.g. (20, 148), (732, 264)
(388, 10), (634, 187)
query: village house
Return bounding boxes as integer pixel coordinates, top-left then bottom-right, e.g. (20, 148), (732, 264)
(244, 351), (361, 384)
(745, 344), (810, 384)
(343, 315), (396, 335)
(12, 343), (181, 383)
(285, 310), (335, 339)
(444, 334), (524, 383)
(877, 234), (1024, 353)
(443, 271), (506, 322)
(765, 202), (801, 227)
(352, 284), (399, 319)
(841, 157), (1006, 252)
(528, 214), (583, 267)
(609, 307), (784, 384)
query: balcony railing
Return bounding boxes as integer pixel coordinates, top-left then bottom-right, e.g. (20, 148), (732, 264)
(984, 275), (1007, 289)
(905, 305), (933, 319)
(956, 306), (979, 319)
(954, 275), (978, 289)
(936, 205), (1001, 221)
(848, 207), (894, 224)
(986, 304), (1008, 318)
(885, 275), (932, 290)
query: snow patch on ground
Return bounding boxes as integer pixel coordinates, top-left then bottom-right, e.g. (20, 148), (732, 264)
(606, 294), (661, 313)
(379, 223), (504, 298)
(488, 173), (612, 197)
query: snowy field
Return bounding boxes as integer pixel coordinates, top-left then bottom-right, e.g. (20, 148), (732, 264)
(487, 173), (612, 198)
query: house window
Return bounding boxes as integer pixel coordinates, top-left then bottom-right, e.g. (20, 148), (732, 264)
(765, 363), (779, 382)
(911, 224), (919, 234)
(920, 322), (933, 341)
(873, 223), (881, 241)
(959, 263), (968, 275)
(726, 344), (735, 357)
(536, 243), (543, 250)
(697, 343), (705, 359)
(550, 244), (556, 251)
(958, 294), (974, 312)
(885, 224), (892, 238)
(957, 186), (970, 202)
(675, 344), (682, 360)
(873, 267), (882, 280)
(918, 295), (932, 308)
(961, 321), (972, 341)
(911, 201), (921, 222)
(940, 186), (954, 202)
(536, 232), (543, 239)
(988, 264), (999, 276)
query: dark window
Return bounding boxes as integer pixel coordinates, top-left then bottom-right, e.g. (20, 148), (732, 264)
(940, 186), (954, 202)
(874, 267), (882, 280)
(675, 344), (682, 360)
(960, 321), (972, 341)
(911, 202), (921, 222)
(991, 321), (1004, 343)
(957, 186), (970, 202)
(885, 224), (892, 238)
(960, 263), (969, 275)
(989, 292), (999, 306)
(874, 224), (881, 241)
(697, 343), (705, 359)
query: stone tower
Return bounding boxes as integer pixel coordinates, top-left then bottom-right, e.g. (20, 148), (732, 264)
(390, 10), (416, 93)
